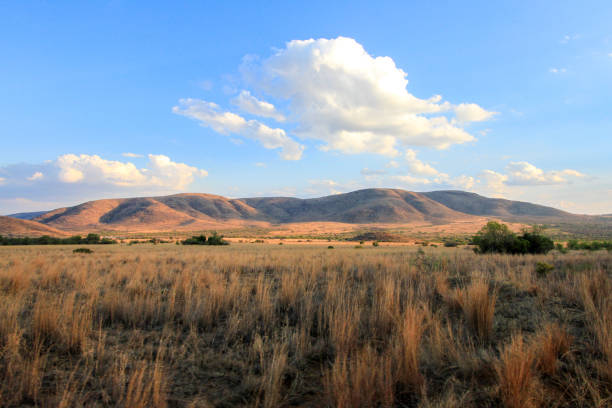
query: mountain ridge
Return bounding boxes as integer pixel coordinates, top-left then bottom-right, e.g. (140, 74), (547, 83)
(2, 188), (604, 235)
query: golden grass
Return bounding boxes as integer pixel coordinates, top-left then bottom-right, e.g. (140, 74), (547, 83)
(496, 334), (539, 408)
(0, 244), (609, 406)
(456, 279), (497, 343)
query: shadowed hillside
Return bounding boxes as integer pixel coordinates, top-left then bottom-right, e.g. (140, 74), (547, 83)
(241, 189), (466, 223)
(13, 188), (598, 233)
(422, 190), (579, 221)
(0, 216), (70, 237)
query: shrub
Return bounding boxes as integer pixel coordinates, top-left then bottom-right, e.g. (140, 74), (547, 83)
(567, 239), (612, 251)
(535, 262), (554, 277)
(73, 248), (93, 254)
(328, 245), (334, 249)
(0, 234), (116, 245)
(472, 222), (517, 254)
(472, 222), (554, 255)
(372, 241), (379, 247)
(181, 232), (228, 246)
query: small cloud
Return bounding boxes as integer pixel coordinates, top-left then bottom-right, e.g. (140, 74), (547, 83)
(230, 138), (244, 145)
(386, 161), (400, 168)
(173, 98), (303, 160)
(27, 172), (44, 181)
(608, 52), (612, 57)
(254, 162), (267, 168)
(231, 90), (285, 122)
(560, 34), (580, 44)
(479, 129), (491, 137)
(0, 177), (5, 184)
(549, 68), (567, 74)
(405, 149), (441, 177)
(454, 103), (497, 123)
(122, 152), (143, 158)
(480, 161), (587, 191)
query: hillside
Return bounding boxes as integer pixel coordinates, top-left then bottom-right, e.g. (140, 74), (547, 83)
(6, 211), (49, 220)
(421, 190), (581, 221)
(5, 188), (594, 234)
(241, 189), (467, 223)
(30, 189), (472, 232)
(0, 216), (70, 237)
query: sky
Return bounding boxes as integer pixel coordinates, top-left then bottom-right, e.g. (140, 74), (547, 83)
(0, 1), (611, 215)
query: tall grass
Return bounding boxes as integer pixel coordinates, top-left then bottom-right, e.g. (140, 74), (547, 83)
(0, 244), (609, 406)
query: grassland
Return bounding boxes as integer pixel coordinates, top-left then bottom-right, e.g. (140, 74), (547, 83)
(0, 243), (610, 407)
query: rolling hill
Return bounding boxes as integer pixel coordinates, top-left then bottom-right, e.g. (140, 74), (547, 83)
(421, 190), (580, 221)
(0, 216), (70, 237)
(1, 188), (599, 234)
(29, 189), (471, 232)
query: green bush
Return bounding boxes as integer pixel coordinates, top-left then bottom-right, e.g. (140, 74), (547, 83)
(472, 222), (554, 255)
(181, 232), (229, 246)
(328, 245), (334, 249)
(0, 234), (116, 246)
(567, 239), (612, 251)
(181, 232), (229, 245)
(372, 241), (379, 247)
(535, 262), (554, 277)
(73, 248), (93, 254)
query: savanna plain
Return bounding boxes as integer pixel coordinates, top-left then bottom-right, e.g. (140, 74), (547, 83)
(0, 243), (610, 407)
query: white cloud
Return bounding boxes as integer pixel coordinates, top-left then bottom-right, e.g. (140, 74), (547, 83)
(241, 36), (494, 155)
(27, 172), (44, 181)
(452, 175), (476, 190)
(479, 169), (509, 195)
(172, 98), (303, 160)
(479, 161), (586, 195)
(549, 68), (567, 74)
(122, 152), (143, 158)
(560, 34), (580, 44)
(386, 161), (400, 168)
(231, 90), (285, 121)
(255, 162), (267, 167)
(392, 174), (434, 185)
(305, 179), (345, 195)
(146, 154), (208, 188)
(55, 153), (207, 189)
(0, 154), (209, 213)
(0, 177), (5, 184)
(404, 149), (441, 177)
(505, 161), (585, 185)
(454, 103), (497, 123)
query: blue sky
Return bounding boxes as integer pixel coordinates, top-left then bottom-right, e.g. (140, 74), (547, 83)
(0, 1), (611, 214)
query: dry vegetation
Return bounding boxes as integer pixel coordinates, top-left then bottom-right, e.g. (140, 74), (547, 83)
(0, 244), (610, 407)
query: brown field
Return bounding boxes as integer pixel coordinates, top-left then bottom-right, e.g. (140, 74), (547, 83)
(0, 244), (610, 407)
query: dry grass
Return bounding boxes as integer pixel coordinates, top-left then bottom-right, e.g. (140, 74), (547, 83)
(0, 244), (609, 407)
(456, 279), (497, 343)
(496, 334), (539, 408)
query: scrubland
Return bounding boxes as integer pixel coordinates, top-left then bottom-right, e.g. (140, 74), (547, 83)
(0, 244), (610, 407)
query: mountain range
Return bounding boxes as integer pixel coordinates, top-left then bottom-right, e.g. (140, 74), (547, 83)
(1, 188), (601, 236)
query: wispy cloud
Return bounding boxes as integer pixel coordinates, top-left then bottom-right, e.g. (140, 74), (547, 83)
(172, 98), (303, 160)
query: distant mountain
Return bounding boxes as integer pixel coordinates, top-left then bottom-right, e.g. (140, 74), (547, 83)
(6, 211), (49, 220)
(32, 189), (471, 232)
(421, 190), (583, 222)
(16, 188), (594, 233)
(0, 216), (70, 237)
